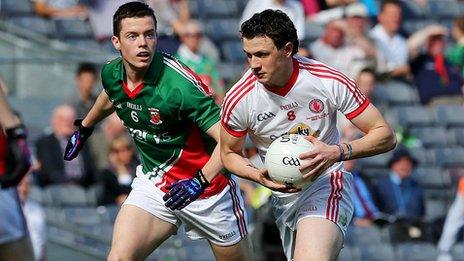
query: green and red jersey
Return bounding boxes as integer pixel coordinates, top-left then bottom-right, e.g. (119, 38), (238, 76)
(101, 52), (227, 197)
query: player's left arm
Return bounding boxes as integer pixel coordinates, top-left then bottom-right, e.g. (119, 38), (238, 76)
(299, 103), (396, 178)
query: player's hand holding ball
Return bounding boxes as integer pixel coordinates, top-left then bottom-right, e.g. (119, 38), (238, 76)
(298, 135), (341, 180)
(64, 119), (94, 161)
(265, 134), (314, 190)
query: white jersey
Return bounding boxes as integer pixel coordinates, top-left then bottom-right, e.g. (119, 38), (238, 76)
(221, 56), (369, 171)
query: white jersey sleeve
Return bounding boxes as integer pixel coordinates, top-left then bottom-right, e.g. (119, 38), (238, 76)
(315, 62), (370, 120)
(221, 70), (257, 137)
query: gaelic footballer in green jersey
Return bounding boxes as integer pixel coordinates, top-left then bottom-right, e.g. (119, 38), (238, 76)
(101, 53), (228, 198)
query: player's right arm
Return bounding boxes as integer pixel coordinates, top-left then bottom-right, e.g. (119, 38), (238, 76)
(64, 90), (115, 161)
(220, 127), (300, 193)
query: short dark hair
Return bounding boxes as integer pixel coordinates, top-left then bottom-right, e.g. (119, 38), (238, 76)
(113, 1), (156, 37)
(76, 62), (97, 76)
(380, 0), (401, 13)
(240, 9), (299, 55)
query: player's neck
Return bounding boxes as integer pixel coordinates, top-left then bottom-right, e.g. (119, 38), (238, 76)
(123, 63), (147, 91)
(270, 58), (294, 88)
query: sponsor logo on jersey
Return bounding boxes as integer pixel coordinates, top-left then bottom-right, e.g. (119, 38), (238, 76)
(257, 112), (276, 121)
(126, 102), (142, 111)
(127, 127), (170, 143)
(308, 99), (324, 113)
(280, 102), (298, 111)
(269, 123), (320, 140)
(149, 108), (163, 125)
(219, 230), (236, 240)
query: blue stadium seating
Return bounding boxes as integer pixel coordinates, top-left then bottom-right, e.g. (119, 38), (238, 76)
(434, 105), (464, 127)
(433, 147), (464, 168)
(373, 81), (420, 106)
(414, 167), (451, 189)
(394, 106), (437, 128)
(408, 147), (436, 166)
(410, 127), (450, 148)
(55, 19), (93, 40)
(201, 0), (240, 18)
(8, 17), (56, 36)
(46, 185), (90, 207)
(360, 244), (396, 261)
(222, 40), (246, 63)
(205, 18), (241, 42)
(396, 242), (439, 261)
(1, 0), (34, 16)
(427, 0), (460, 18)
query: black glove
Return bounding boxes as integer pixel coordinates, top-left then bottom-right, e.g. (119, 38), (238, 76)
(1, 125), (32, 188)
(163, 169), (210, 210)
(64, 119), (94, 161)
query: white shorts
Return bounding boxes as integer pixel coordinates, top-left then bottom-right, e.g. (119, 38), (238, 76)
(271, 169), (353, 260)
(0, 188), (28, 244)
(123, 167), (248, 246)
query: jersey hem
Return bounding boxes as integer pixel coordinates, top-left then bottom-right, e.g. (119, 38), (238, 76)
(220, 121), (247, 137)
(345, 98), (370, 120)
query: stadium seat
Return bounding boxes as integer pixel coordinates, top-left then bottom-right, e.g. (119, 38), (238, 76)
(414, 167), (451, 189)
(373, 81), (420, 106)
(399, 0), (429, 19)
(44, 206), (66, 224)
(205, 18), (240, 42)
(360, 244), (396, 261)
(62, 207), (102, 226)
(217, 62), (246, 83)
(201, 0), (240, 18)
(434, 105), (464, 127)
(86, 184), (103, 206)
(46, 184), (89, 207)
(358, 150), (393, 168)
(361, 167), (389, 180)
(338, 246), (360, 261)
(1, 0), (34, 16)
(304, 21), (324, 42)
(433, 147), (464, 168)
(396, 242), (439, 261)
(410, 127), (449, 148)
(55, 19), (93, 39)
(8, 17), (57, 37)
(97, 205), (120, 224)
(394, 106), (437, 128)
(408, 147), (435, 166)
(450, 127), (464, 146)
(222, 41), (246, 63)
(424, 198), (449, 222)
(346, 226), (384, 246)
(427, 0), (460, 18)
(65, 39), (104, 52)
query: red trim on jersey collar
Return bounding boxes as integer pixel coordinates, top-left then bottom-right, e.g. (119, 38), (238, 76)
(264, 58), (299, 96)
(122, 81), (144, 99)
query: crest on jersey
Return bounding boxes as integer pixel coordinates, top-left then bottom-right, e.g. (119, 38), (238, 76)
(149, 108), (163, 125)
(308, 99), (324, 113)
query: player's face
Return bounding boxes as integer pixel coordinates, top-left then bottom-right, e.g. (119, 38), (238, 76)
(112, 16), (157, 71)
(243, 36), (293, 86)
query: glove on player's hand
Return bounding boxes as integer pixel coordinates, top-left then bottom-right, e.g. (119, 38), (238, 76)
(64, 119), (93, 161)
(163, 170), (210, 210)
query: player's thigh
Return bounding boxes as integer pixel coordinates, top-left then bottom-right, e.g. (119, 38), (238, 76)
(0, 236), (34, 261)
(209, 236), (254, 261)
(108, 205), (177, 260)
(293, 217), (343, 261)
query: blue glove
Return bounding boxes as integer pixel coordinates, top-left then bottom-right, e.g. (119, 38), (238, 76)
(163, 170), (210, 210)
(64, 119), (93, 161)
(1, 125), (32, 188)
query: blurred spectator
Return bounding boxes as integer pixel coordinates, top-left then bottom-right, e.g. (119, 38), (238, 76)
(88, 113), (127, 169)
(175, 20), (225, 105)
(99, 135), (138, 206)
(370, 0), (410, 79)
(410, 32), (464, 106)
(447, 17), (464, 77)
(372, 148), (424, 220)
(18, 174), (46, 261)
(437, 177), (464, 261)
(344, 3), (378, 62)
(67, 62), (98, 118)
(146, 0), (190, 54)
(345, 159), (384, 227)
(86, 0), (131, 43)
(35, 104), (96, 187)
(32, 0), (87, 19)
(310, 20), (367, 78)
(241, 0), (306, 41)
(356, 67), (376, 99)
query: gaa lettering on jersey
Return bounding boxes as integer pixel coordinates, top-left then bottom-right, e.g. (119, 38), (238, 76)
(280, 102), (298, 111)
(149, 108), (163, 125)
(257, 112), (276, 122)
(126, 102), (142, 111)
(308, 99), (324, 114)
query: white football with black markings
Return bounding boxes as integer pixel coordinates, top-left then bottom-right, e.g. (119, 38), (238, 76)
(265, 134), (314, 189)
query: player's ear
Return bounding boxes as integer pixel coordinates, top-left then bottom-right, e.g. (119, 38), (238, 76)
(112, 35), (121, 51)
(283, 42), (293, 58)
